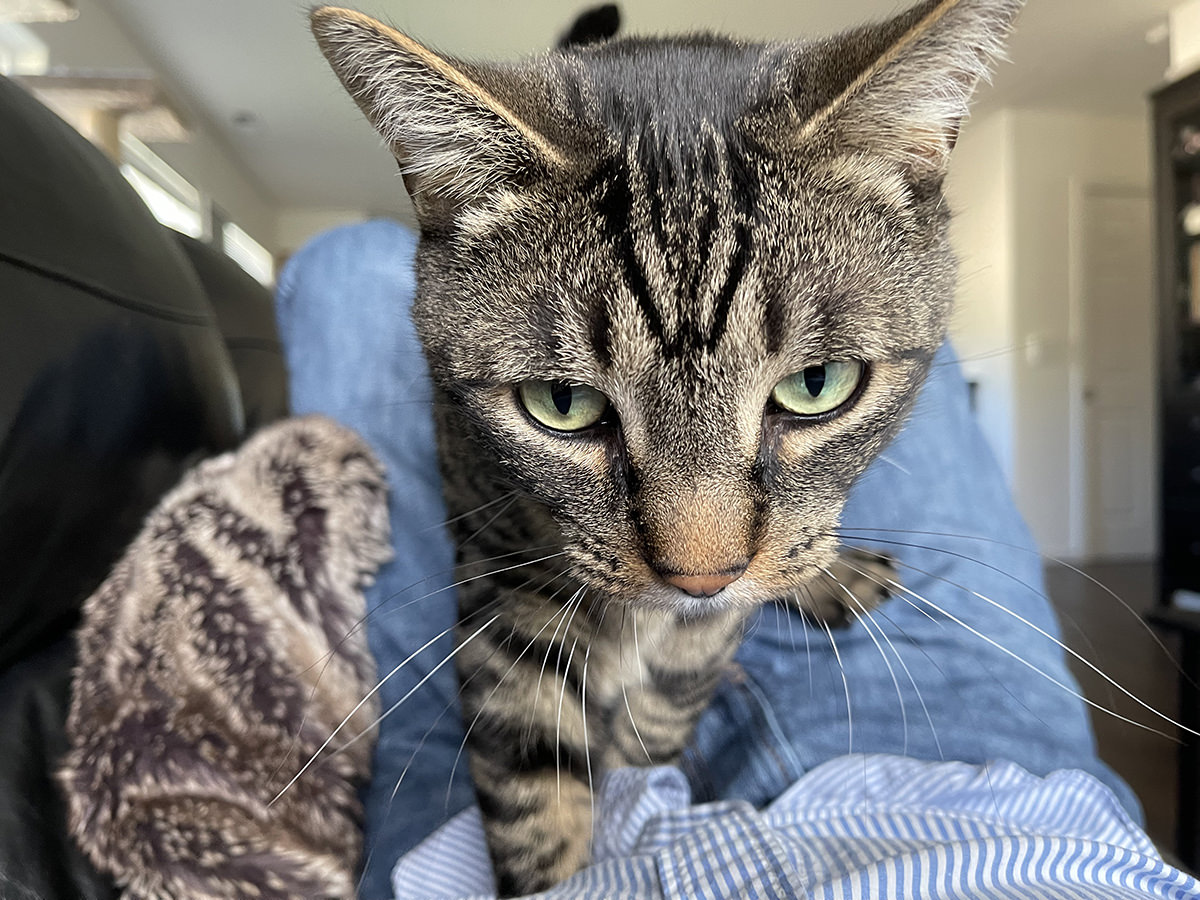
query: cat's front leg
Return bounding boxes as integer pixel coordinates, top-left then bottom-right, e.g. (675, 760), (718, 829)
(455, 589), (603, 897)
(466, 735), (593, 896)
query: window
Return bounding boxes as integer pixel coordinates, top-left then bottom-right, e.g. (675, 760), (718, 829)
(119, 134), (204, 238)
(5, 23), (275, 285)
(118, 133), (274, 285)
(220, 220), (274, 287)
(0, 22), (48, 77)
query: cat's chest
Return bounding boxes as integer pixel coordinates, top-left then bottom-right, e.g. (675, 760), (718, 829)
(586, 605), (746, 704)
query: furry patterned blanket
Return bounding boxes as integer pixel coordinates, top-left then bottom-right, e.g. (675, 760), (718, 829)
(58, 416), (391, 900)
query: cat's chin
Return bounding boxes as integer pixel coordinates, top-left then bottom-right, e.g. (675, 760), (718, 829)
(658, 590), (743, 620)
(621, 579), (778, 619)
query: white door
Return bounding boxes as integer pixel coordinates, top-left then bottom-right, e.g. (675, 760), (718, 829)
(1078, 188), (1157, 560)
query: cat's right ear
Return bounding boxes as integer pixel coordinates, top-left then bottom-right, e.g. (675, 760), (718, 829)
(310, 7), (566, 224)
(755, 0), (1022, 187)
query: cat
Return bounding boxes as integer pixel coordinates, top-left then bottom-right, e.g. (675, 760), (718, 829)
(310, 0), (1021, 893)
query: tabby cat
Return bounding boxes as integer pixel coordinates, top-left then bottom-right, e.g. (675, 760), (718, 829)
(311, 0), (1021, 893)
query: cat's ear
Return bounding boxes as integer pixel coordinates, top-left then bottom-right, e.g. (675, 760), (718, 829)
(310, 7), (566, 222)
(775, 0), (1021, 183)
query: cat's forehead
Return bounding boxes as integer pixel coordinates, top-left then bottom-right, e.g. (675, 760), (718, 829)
(549, 35), (767, 140)
(415, 126), (946, 389)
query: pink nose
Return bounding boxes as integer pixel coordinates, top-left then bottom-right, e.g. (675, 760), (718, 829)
(663, 564), (747, 598)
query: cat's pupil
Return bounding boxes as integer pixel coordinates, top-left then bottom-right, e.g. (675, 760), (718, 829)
(803, 366), (827, 397)
(551, 382), (574, 415)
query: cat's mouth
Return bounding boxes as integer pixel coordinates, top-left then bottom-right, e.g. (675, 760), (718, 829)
(627, 554), (835, 617)
(562, 521), (845, 615)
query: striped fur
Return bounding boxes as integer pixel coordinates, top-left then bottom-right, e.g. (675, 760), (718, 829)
(313, 0), (1021, 893)
(59, 417), (389, 899)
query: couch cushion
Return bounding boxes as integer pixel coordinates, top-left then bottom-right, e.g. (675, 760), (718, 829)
(175, 233), (289, 431)
(0, 74), (243, 669)
(0, 73), (245, 900)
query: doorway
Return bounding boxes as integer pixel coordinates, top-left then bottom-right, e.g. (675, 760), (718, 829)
(1070, 185), (1157, 561)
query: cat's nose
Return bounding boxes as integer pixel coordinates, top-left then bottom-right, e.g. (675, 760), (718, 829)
(660, 563), (747, 598)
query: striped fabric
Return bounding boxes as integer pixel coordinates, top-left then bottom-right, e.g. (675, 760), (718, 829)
(390, 755), (1199, 900)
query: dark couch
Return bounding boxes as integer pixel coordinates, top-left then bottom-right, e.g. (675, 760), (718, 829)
(0, 72), (288, 898)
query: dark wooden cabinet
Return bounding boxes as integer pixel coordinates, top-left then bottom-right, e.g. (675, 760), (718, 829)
(1152, 67), (1200, 871)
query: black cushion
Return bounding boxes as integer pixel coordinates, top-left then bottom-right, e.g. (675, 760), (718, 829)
(0, 74), (245, 899)
(0, 73), (242, 669)
(175, 233), (289, 432)
(0, 636), (118, 900)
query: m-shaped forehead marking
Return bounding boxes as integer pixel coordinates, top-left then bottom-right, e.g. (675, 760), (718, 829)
(587, 140), (757, 362)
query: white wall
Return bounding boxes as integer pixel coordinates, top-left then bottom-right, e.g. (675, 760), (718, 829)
(1008, 109), (1151, 558)
(1171, 0), (1200, 81)
(948, 110), (1017, 483)
(950, 108), (1153, 559)
(26, 0), (388, 255)
(947, 108), (1153, 558)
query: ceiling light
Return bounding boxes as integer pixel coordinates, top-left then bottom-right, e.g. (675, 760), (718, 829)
(0, 22), (48, 75)
(18, 71), (190, 142)
(0, 0), (77, 23)
(231, 110), (261, 131)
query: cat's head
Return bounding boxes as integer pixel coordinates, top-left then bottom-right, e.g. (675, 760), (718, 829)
(312, 0), (1020, 615)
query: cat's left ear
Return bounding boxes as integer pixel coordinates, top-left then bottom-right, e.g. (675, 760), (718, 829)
(774, 0), (1022, 183)
(310, 7), (567, 223)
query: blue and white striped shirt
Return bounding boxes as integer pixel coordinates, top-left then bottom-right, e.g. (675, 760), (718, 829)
(390, 755), (1198, 899)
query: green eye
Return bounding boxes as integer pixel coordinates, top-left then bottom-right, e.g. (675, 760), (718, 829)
(517, 380), (609, 432)
(770, 361), (864, 417)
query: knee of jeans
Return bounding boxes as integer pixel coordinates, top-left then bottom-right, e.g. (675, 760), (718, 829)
(278, 220), (418, 304)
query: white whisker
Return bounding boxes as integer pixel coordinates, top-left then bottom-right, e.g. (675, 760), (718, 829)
(836, 526), (1189, 684)
(295, 546), (562, 678)
(620, 678), (653, 764)
(457, 493), (522, 548)
(877, 453), (912, 476)
(270, 611), (501, 806)
(387, 573), (572, 811)
(444, 582), (578, 804)
(556, 633), (582, 802)
(795, 585), (814, 695)
(835, 559), (944, 760)
(581, 601), (607, 851)
(368, 548), (567, 632)
(426, 489), (519, 532)
(632, 613), (645, 689)
(821, 618), (853, 754)
(823, 566), (909, 756)
(878, 563), (1188, 740)
(530, 587), (584, 743)
(883, 553), (1197, 738)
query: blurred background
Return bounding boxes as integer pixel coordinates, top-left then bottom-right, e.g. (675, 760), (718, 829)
(3, 0), (1199, 874)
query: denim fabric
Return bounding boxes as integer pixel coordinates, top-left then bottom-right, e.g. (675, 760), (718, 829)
(276, 220), (1137, 900)
(276, 221), (475, 899)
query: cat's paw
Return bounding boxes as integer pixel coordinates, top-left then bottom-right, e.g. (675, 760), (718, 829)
(793, 548), (896, 628)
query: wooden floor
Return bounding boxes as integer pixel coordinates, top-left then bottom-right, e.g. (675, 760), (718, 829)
(1043, 561), (1183, 855)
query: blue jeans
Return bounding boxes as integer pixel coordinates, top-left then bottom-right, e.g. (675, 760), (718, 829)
(276, 220), (1138, 900)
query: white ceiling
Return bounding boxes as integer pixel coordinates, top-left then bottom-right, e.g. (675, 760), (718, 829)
(73, 0), (1179, 216)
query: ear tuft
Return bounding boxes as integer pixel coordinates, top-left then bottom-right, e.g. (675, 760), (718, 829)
(798, 0), (1022, 181)
(310, 7), (564, 217)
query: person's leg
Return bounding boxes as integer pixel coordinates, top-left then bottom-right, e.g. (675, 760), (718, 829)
(686, 345), (1141, 820)
(276, 221), (472, 900)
